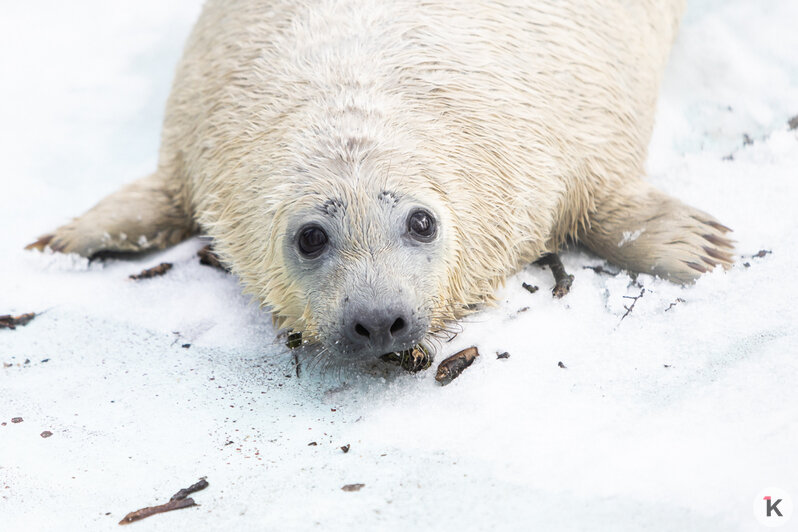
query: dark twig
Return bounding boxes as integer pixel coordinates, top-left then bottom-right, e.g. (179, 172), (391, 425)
(170, 478), (209, 502)
(535, 253), (574, 298)
(0, 312), (37, 330)
(129, 263), (172, 280)
(285, 332), (303, 377)
(665, 298), (685, 312)
(620, 288), (645, 321)
(522, 282), (539, 294)
(197, 245), (229, 272)
(118, 478), (208, 525)
(582, 265), (619, 277)
(118, 498), (196, 525)
(293, 351), (301, 378)
(743, 249), (772, 268)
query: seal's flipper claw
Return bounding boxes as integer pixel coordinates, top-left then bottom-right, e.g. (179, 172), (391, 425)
(581, 180), (734, 284)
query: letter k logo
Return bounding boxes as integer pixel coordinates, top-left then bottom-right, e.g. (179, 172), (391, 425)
(765, 496), (784, 517)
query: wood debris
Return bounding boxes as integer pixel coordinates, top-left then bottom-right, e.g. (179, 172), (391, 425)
(536, 253), (574, 298)
(118, 478), (208, 525)
(197, 245), (228, 271)
(435, 346), (479, 385)
(129, 263), (172, 280)
(620, 288), (646, 321)
(0, 313), (37, 330)
(522, 282), (538, 294)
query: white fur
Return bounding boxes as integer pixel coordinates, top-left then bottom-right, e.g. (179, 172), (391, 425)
(31, 0), (734, 339)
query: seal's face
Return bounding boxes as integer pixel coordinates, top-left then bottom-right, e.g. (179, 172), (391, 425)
(282, 183), (449, 362)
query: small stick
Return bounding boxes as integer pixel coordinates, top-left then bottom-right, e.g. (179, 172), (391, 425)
(118, 498), (196, 525)
(582, 265), (619, 277)
(664, 298), (685, 312)
(521, 282), (539, 294)
(285, 332), (303, 377)
(129, 263), (172, 280)
(435, 347), (479, 385)
(170, 478), (209, 501)
(0, 312), (37, 330)
(197, 245), (228, 271)
(535, 253), (574, 298)
(118, 478), (208, 525)
(293, 351), (301, 378)
(620, 288), (645, 321)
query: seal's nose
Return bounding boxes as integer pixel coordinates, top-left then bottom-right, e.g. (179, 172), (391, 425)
(344, 305), (414, 354)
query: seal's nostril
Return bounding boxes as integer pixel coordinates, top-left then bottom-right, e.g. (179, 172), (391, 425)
(390, 317), (406, 336)
(354, 323), (370, 338)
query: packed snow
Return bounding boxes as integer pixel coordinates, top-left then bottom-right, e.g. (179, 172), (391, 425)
(1, 1), (797, 530)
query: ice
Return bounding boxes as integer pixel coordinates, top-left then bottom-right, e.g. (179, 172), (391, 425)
(1, 1), (797, 531)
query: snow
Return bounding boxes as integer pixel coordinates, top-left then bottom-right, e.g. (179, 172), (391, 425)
(1, 1), (797, 530)
(617, 229), (645, 248)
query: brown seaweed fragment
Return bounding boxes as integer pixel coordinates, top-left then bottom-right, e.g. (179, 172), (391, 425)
(435, 346), (479, 385)
(380, 344), (432, 372)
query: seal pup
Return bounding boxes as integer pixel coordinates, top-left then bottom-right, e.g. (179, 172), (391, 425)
(28, 0), (733, 361)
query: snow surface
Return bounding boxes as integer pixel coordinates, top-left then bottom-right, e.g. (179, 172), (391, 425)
(2, 2), (798, 531)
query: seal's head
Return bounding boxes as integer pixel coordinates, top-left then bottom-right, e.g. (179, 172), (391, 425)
(283, 185), (447, 360)
(237, 130), (459, 363)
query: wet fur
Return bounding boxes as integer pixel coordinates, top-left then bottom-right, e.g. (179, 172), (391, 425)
(29, 0), (733, 344)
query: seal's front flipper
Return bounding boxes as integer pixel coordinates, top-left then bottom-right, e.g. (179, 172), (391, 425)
(26, 171), (194, 258)
(580, 180), (734, 284)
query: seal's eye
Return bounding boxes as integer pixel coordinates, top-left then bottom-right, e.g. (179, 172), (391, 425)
(297, 225), (328, 257)
(407, 209), (436, 241)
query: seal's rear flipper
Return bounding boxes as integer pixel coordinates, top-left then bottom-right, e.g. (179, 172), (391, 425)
(580, 180), (734, 284)
(26, 171), (195, 258)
